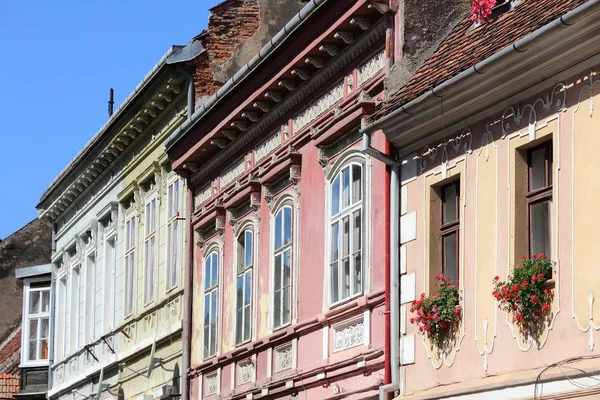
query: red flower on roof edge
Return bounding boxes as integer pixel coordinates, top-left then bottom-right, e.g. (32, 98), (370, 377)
(470, 0), (498, 24)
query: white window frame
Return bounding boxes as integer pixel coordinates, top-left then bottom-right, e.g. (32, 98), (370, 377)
(203, 248), (220, 359)
(72, 263), (83, 351)
(56, 272), (68, 361)
(124, 209), (137, 317)
(21, 278), (51, 366)
(327, 157), (366, 307)
(102, 224), (117, 334)
(84, 252), (96, 344)
(235, 227), (254, 345)
(272, 203), (294, 330)
(166, 178), (182, 291)
(144, 193), (158, 305)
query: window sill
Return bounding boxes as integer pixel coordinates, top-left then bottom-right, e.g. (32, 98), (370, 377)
(20, 360), (49, 369)
(272, 321), (292, 333)
(328, 293), (364, 311)
(542, 279), (556, 290)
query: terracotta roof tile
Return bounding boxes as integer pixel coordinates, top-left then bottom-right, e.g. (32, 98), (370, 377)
(374, 0), (588, 118)
(0, 372), (20, 399)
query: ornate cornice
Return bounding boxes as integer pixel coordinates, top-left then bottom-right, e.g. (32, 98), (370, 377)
(189, 16), (390, 188)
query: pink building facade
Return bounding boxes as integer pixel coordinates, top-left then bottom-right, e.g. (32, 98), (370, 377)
(167, 1), (393, 398)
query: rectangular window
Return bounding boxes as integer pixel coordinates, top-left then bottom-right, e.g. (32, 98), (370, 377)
(527, 142), (552, 258)
(167, 180), (181, 290)
(144, 198), (157, 304)
(85, 255), (96, 343)
(273, 206), (293, 329)
(103, 237), (116, 333)
(23, 282), (50, 363)
(330, 164), (363, 304)
(236, 230), (253, 344)
(125, 215), (136, 316)
(57, 276), (67, 360)
(204, 251), (219, 358)
(71, 265), (84, 351)
(441, 181), (460, 286)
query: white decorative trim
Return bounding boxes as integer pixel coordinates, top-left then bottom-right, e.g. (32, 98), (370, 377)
(293, 81), (344, 133)
(571, 71), (600, 341)
(237, 358), (256, 386)
(205, 371), (219, 396)
(474, 122), (499, 371)
(332, 318), (365, 352)
(255, 131), (281, 162)
(220, 158), (245, 188)
(419, 128), (473, 176)
(274, 344), (293, 373)
(194, 184), (212, 208)
(357, 50), (385, 87)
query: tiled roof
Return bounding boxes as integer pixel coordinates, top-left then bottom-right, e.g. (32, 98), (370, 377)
(0, 372), (19, 399)
(0, 327), (21, 374)
(374, 0), (588, 118)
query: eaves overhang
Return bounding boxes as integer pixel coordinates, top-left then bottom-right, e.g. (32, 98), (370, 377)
(362, 0), (600, 153)
(37, 43), (204, 221)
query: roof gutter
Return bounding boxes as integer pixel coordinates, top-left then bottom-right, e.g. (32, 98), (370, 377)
(360, 0), (600, 138)
(165, 0), (331, 151)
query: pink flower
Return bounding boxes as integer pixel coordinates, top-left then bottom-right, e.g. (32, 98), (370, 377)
(531, 275), (537, 283)
(440, 321), (448, 329)
(493, 275), (500, 281)
(539, 253), (546, 259)
(542, 303), (550, 312)
(470, 0), (497, 24)
(455, 305), (462, 316)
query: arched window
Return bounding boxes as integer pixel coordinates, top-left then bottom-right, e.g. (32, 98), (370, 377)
(235, 229), (253, 344)
(203, 250), (219, 358)
(329, 162), (363, 304)
(273, 205), (293, 329)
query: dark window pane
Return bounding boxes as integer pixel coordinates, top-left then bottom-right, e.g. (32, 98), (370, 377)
(530, 147), (547, 191)
(274, 256), (282, 291)
(28, 339), (37, 361)
(204, 256), (210, 290)
(275, 211), (283, 250)
(331, 262), (339, 303)
(443, 184), (458, 223)
(210, 324), (217, 355)
(236, 309), (243, 344)
(355, 253), (362, 294)
(204, 326), (210, 355)
(331, 176), (340, 216)
(531, 200), (550, 256)
(352, 164), (362, 204)
(283, 207), (292, 246)
(282, 287), (290, 325)
(245, 231), (253, 267)
(283, 250), (292, 289)
(331, 222), (339, 263)
(342, 216), (350, 257)
(211, 254), (218, 287)
(342, 167), (351, 209)
(443, 232), (458, 284)
(244, 271), (252, 306)
(29, 292), (40, 314)
(274, 291), (281, 328)
(243, 306), (251, 341)
(343, 258), (350, 299)
(204, 294), (210, 325)
(236, 277), (243, 310)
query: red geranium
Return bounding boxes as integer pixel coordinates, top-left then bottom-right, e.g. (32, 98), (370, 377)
(410, 275), (461, 347)
(470, 0), (497, 24)
(492, 255), (554, 331)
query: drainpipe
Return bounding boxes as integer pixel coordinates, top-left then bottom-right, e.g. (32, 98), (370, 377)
(181, 183), (194, 400)
(48, 222), (57, 390)
(361, 132), (401, 400)
(176, 66), (195, 122)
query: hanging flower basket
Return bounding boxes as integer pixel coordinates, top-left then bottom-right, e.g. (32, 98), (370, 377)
(492, 254), (554, 332)
(410, 275), (462, 347)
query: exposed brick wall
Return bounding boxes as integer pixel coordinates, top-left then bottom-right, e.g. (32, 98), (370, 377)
(193, 0), (261, 100)
(0, 326), (21, 374)
(191, 0), (306, 103)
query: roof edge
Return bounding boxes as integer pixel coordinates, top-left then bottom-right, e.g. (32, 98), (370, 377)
(39, 45), (185, 205)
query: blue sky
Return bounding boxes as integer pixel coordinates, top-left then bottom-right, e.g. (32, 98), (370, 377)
(0, 0), (222, 238)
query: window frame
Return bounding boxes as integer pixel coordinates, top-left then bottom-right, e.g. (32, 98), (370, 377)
(103, 230), (117, 334)
(124, 209), (137, 318)
(527, 141), (553, 260)
(21, 278), (51, 366)
(166, 178), (182, 291)
(235, 227), (254, 345)
(143, 193), (158, 305)
(203, 248), (220, 359)
(272, 203), (294, 330)
(328, 160), (365, 306)
(441, 180), (460, 286)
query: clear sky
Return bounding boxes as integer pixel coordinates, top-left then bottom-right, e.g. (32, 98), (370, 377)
(0, 0), (222, 238)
